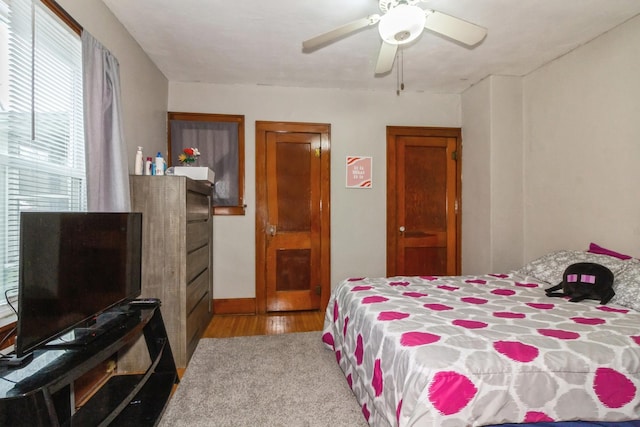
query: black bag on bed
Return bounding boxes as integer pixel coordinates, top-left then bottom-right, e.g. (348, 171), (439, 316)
(545, 262), (615, 304)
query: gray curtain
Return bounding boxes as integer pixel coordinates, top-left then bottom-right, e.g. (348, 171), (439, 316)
(170, 120), (239, 206)
(82, 30), (131, 211)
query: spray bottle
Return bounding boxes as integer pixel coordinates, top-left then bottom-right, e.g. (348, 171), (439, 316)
(155, 152), (165, 176)
(134, 146), (144, 175)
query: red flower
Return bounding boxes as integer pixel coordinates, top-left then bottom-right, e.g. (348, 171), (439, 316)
(184, 148), (194, 156)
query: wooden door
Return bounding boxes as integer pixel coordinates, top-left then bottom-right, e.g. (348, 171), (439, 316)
(387, 126), (461, 276)
(256, 122), (331, 313)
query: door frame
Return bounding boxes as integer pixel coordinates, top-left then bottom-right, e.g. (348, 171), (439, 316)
(386, 126), (462, 276)
(255, 121), (331, 314)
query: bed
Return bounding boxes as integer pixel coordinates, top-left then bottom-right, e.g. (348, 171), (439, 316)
(322, 248), (640, 426)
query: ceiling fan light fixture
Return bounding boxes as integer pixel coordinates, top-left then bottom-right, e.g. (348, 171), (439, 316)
(378, 4), (426, 45)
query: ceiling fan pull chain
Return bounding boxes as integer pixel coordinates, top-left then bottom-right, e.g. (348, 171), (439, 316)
(396, 49), (405, 95)
(396, 50), (400, 95)
(401, 49), (405, 91)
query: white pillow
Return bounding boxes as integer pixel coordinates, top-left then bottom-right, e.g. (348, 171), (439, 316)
(514, 250), (630, 285)
(610, 258), (640, 312)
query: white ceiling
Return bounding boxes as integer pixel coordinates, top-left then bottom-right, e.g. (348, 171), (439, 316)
(101, 0), (640, 94)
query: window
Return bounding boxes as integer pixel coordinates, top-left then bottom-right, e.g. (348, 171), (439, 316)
(0, 0), (85, 318)
(168, 112), (245, 215)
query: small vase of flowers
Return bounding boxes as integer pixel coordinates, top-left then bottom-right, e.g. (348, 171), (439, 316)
(178, 147), (200, 166)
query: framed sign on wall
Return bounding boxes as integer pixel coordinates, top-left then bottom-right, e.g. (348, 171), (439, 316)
(346, 156), (372, 188)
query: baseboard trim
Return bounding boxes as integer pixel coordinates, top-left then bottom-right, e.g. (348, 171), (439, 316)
(213, 298), (256, 315)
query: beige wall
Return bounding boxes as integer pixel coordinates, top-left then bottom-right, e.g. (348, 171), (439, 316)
(461, 78), (492, 273)
(461, 14), (640, 272)
(57, 0), (168, 171)
(490, 76), (524, 271)
(168, 84), (461, 298)
(522, 14), (640, 260)
(461, 76), (524, 274)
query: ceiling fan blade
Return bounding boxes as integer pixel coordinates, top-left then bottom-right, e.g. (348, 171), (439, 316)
(375, 41), (398, 75)
(303, 15), (380, 51)
(424, 11), (487, 46)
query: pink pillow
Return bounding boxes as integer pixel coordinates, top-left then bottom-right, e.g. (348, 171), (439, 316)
(588, 243), (632, 260)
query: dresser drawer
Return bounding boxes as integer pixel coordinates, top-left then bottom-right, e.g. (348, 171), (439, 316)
(186, 221), (209, 252)
(186, 268), (209, 315)
(186, 244), (209, 283)
(186, 190), (210, 221)
(186, 290), (210, 360)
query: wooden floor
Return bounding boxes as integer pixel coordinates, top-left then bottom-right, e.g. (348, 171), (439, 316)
(202, 310), (325, 338)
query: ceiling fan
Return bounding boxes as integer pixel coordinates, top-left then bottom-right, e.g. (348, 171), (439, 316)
(302, 0), (488, 75)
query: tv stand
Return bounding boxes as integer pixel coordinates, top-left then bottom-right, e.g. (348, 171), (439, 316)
(0, 301), (178, 426)
(44, 310), (136, 350)
(0, 352), (33, 368)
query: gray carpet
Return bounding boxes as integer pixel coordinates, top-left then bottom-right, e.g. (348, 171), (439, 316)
(159, 332), (368, 427)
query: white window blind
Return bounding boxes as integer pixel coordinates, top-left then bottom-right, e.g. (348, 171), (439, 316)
(0, 0), (85, 316)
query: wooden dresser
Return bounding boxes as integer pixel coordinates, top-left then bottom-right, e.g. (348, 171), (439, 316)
(119, 176), (213, 370)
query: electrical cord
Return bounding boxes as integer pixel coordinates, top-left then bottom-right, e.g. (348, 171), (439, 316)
(4, 288), (18, 316)
(0, 287), (19, 358)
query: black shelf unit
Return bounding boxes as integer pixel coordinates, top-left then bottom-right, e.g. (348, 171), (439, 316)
(0, 301), (178, 426)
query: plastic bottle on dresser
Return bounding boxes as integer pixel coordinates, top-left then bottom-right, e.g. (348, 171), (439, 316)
(155, 152), (165, 176)
(145, 157), (153, 175)
(134, 146), (144, 175)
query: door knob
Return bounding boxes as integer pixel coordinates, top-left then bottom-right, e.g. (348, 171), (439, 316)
(268, 225), (277, 236)
(399, 226), (405, 233)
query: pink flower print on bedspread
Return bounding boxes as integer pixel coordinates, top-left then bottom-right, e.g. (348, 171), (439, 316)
(526, 302), (555, 310)
(377, 311), (410, 321)
(428, 371), (478, 416)
(452, 319), (488, 329)
(593, 367), (636, 408)
(536, 329), (580, 340)
(362, 295), (389, 304)
(400, 331), (441, 347)
(351, 285), (373, 291)
(372, 359), (384, 397)
(388, 281), (410, 287)
(524, 411), (554, 422)
(493, 341), (539, 363)
(597, 306), (629, 314)
(461, 297), (488, 305)
(322, 332), (334, 348)
(396, 400), (403, 425)
(571, 317), (606, 325)
(403, 291), (429, 298)
(424, 303), (454, 311)
(515, 282), (540, 288)
(362, 403), (371, 422)
(493, 311), (526, 319)
(491, 288), (516, 296)
(355, 334), (364, 365)
(343, 316), (349, 337)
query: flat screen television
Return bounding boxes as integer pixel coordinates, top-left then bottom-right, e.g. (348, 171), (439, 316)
(15, 212), (142, 357)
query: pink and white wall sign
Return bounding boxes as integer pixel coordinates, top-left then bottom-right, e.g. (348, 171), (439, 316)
(346, 156), (372, 188)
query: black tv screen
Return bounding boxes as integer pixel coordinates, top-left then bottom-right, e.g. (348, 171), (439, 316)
(16, 212), (142, 357)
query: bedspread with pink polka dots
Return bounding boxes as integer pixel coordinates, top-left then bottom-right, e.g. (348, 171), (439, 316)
(321, 273), (640, 427)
